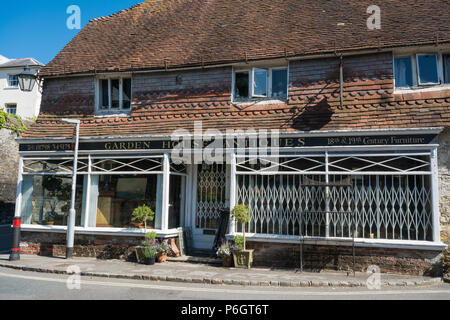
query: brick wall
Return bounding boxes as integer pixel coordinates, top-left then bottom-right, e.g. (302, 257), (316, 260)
(438, 129), (450, 277)
(439, 129), (450, 244)
(19, 231), (180, 261)
(246, 241), (442, 276)
(40, 76), (95, 114)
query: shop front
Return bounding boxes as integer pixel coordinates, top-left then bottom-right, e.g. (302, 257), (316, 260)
(14, 127), (447, 273)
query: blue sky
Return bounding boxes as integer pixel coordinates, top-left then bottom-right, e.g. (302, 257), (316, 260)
(0, 0), (142, 65)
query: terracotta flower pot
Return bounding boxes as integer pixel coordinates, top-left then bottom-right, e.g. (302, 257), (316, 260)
(45, 221), (55, 226)
(157, 252), (168, 263)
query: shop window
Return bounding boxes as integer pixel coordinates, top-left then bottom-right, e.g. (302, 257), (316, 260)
(94, 174), (159, 228)
(20, 175), (84, 226)
(235, 153), (433, 241)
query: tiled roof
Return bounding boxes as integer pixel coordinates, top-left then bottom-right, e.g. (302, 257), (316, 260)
(0, 58), (43, 69)
(22, 87), (450, 139)
(40, 0), (450, 77)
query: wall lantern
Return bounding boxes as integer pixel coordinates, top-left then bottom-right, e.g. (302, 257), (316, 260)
(17, 66), (38, 92)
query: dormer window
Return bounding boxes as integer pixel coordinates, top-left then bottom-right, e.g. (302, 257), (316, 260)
(233, 67), (288, 101)
(97, 77), (132, 113)
(394, 53), (449, 89)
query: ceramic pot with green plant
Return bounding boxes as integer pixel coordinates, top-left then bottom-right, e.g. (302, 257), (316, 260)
(142, 232), (158, 265)
(131, 205), (155, 233)
(135, 232), (158, 264)
(43, 212), (56, 225)
(230, 205), (254, 268)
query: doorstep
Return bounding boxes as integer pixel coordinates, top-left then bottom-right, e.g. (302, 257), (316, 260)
(0, 254), (443, 288)
(167, 255), (222, 265)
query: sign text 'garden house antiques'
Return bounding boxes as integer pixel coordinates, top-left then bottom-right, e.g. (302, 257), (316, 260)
(13, 0), (450, 276)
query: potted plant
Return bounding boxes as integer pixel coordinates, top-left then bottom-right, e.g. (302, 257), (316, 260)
(216, 242), (234, 267)
(230, 204), (253, 269)
(143, 239), (157, 265)
(43, 212), (56, 225)
(131, 205), (155, 233)
(156, 239), (172, 263)
(136, 232), (158, 264)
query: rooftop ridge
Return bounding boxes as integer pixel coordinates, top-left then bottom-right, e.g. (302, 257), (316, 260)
(89, 2), (146, 22)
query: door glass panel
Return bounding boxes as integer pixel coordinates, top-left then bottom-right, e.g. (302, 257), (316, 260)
(196, 164), (227, 229)
(169, 175), (185, 229)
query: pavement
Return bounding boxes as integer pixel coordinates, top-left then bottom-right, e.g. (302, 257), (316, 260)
(0, 254), (443, 288)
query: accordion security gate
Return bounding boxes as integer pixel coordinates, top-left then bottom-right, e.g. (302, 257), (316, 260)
(235, 151), (435, 242)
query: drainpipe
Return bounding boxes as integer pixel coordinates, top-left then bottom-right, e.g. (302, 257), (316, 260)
(339, 55), (344, 109)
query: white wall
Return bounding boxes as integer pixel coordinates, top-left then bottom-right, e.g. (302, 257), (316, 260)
(0, 66), (42, 120)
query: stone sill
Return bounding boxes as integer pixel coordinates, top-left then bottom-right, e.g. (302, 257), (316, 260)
(226, 233), (448, 251)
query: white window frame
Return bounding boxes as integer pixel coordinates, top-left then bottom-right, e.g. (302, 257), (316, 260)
(394, 52), (449, 90)
(233, 66), (288, 101)
(17, 154), (188, 236)
(5, 103), (17, 115)
(416, 53), (440, 86)
(95, 76), (132, 114)
(443, 53), (450, 84)
(7, 74), (19, 88)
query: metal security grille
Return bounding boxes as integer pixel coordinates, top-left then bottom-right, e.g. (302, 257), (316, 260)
(23, 158), (89, 174)
(196, 163), (227, 229)
(235, 152), (433, 241)
(91, 156), (163, 174)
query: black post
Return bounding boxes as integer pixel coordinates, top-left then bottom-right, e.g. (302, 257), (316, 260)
(9, 217), (21, 261)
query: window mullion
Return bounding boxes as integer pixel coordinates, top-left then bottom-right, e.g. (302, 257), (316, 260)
(108, 79), (112, 110)
(268, 68), (272, 98)
(250, 68), (254, 97)
(119, 78), (123, 110)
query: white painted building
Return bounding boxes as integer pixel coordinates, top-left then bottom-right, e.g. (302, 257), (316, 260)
(0, 55), (43, 120)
